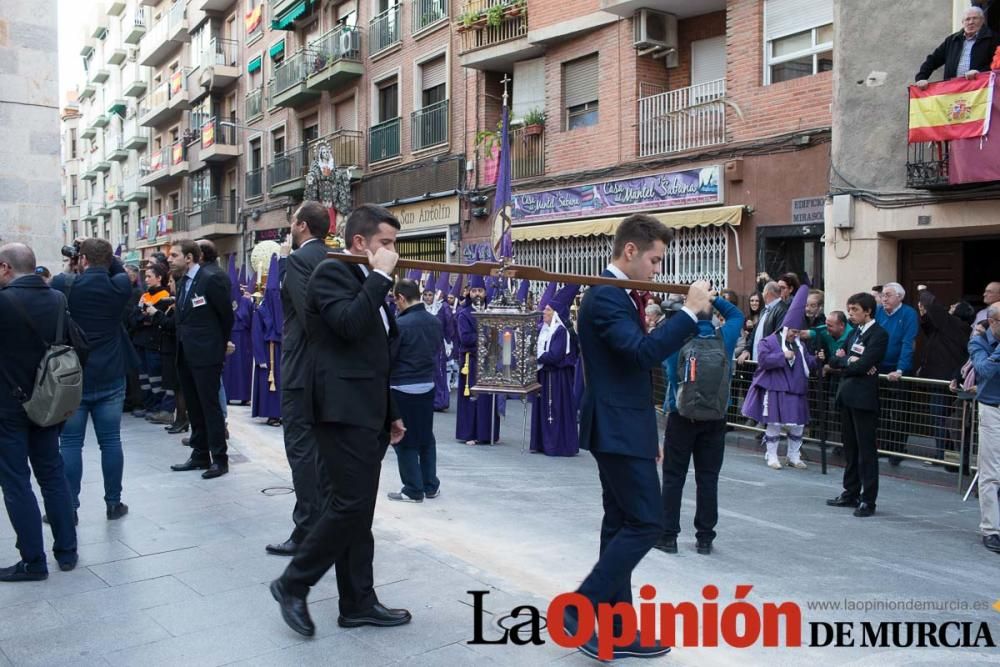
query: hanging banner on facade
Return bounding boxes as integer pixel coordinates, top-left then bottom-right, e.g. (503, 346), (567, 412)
(908, 72), (995, 142)
(172, 143), (184, 165)
(202, 120), (215, 148)
(511, 166), (722, 225)
(149, 150), (163, 172)
(245, 5), (263, 34)
(169, 71), (184, 97)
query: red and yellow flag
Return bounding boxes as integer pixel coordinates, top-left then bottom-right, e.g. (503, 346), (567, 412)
(908, 72), (996, 143)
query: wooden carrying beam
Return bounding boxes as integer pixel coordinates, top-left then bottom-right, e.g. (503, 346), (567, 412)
(325, 253), (690, 294)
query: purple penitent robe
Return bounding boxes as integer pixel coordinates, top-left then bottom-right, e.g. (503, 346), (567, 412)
(530, 325), (580, 456)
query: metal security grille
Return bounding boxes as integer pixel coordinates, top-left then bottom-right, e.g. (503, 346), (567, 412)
(396, 234), (446, 264)
(359, 157), (462, 204)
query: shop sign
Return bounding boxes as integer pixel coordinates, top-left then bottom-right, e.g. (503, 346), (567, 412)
(389, 196), (459, 233)
(254, 228), (287, 244)
(791, 197), (825, 225)
(512, 166), (722, 225)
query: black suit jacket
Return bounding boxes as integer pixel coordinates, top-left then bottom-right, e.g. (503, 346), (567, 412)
(175, 263), (234, 367)
(304, 257), (399, 431)
(279, 239), (330, 390)
(831, 322), (889, 411)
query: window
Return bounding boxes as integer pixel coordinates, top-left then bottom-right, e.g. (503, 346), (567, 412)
(302, 114), (320, 144)
(272, 128), (286, 156)
(250, 138), (262, 170)
(70, 128), (78, 159)
(121, 213), (129, 244)
(420, 56), (446, 108)
(513, 58), (545, 122)
(378, 78), (399, 122)
(190, 170), (213, 207)
(168, 192), (180, 213)
(764, 0), (833, 84)
(563, 54), (598, 130)
(71, 175), (78, 204)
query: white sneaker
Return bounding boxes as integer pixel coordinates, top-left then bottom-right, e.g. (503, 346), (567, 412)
(786, 457), (807, 469)
(765, 455), (782, 470)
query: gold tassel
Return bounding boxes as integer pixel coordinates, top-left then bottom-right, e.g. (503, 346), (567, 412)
(268, 341), (276, 391)
(462, 352), (471, 397)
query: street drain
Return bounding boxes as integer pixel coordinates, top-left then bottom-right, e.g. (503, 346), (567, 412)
(261, 487), (295, 496)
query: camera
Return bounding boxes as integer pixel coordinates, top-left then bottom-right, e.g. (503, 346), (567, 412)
(61, 241), (82, 260)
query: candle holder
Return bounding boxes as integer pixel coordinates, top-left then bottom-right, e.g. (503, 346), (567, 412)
(470, 268), (541, 397)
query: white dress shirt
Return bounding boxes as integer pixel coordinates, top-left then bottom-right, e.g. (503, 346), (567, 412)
(604, 264), (698, 324)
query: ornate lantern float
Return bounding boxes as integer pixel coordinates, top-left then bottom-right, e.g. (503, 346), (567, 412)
(470, 274), (541, 397)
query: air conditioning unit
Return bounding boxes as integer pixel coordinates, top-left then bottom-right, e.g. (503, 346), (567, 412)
(339, 29), (359, 55)
(127, 47), (138, 62)
(633, 9), (677, 51)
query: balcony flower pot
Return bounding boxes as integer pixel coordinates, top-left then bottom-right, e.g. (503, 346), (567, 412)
(524, 123), (543, 136)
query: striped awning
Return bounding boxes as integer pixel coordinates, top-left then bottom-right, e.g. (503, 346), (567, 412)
(247, 55), (262, 73)
(511, 205), (743, 242)
(268, 40), (285, 60)
(271, 0), (309, 30)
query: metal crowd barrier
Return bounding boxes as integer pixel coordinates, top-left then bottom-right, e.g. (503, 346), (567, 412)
(653, 360), (981, 494)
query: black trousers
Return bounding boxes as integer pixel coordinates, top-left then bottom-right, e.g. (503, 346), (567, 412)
(390, 389), (439, 500)
(841, 406), (879, 504)
(577, 452), (662, 610)
(176, 347), (226, 464)
(281, 388), (329, 544)
(281, 422), (389, 615)
(661, 413), (726, 542)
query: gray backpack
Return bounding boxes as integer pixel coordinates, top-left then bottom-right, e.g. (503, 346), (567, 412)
(1, 291), (83, 427)
(675, 329), (730, 421)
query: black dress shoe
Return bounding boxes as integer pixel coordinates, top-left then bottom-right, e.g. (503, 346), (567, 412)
(270, 578), (314, 637)
(853, 502), (876, 517)
(826, 494), (860, 508)
(165, 422), (189, 434)
(170, 458), (211, 472)
(696, 540), (713, 555)
(983, 535), (1000, 553)
(0, 561), (48, 582)
(181, 437), (191, 447)
(201, 463), (229, 479)
(338, 602), (412, 628)
(57, 554), (78, 572)
(653, 535), (677, 554)
(106, 502), (129, 520)
(265, 539), (299, 556)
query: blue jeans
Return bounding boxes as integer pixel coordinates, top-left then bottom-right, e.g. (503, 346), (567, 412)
(391, 389), (439, 500)
(0, 411), (77, 568)
(59, 379), (126, 509)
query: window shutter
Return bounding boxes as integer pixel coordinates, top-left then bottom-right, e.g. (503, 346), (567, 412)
(335, 98), (356, 130)
(764, 0), (832, 40)
(563, 54), (599, 109)
(421, 57), (446, 91)
(512, 58), (545, 120)
(691, 36), (726, 85)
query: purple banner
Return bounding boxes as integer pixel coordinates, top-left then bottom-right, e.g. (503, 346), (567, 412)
(512, 166), (721, 225)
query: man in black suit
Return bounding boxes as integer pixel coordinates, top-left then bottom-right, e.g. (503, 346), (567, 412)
(168, 240), (234, 479)
(267, 202), (334, 556)
(826, 292), (889, 518)
(271, 204), (408, 637)
(0, 243), (79, 581)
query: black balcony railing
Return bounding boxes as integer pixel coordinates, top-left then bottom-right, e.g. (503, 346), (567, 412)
(268, 144), (310, 187)
(369, 5), (402, 55)
(906, 141), (950, 189)
(323, 129), (364, 167)
(413, 0), (448, 33)
(369, 118), (401, 162)
(190, 197), (236, 227)
(246, 168), (264, 198)
(308, 26), (361, 75)
(246, 88), (264, 120)
(411, 100), (448, 151)
(204, 117), (240, 146)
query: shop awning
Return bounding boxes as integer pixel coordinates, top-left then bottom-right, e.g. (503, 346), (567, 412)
(268, 40), (285, 59)
(511, 205), (744, 242)
(247, 55), (262, 74)
(271, 0), (309, 30)
(107, 100), (127, 116)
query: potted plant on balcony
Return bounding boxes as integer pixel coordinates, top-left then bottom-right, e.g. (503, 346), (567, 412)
(458, 9), (486, 31)
(486, 4), (505, 28)
(523, 107), (545, 136)
(506, 0), (526, 18)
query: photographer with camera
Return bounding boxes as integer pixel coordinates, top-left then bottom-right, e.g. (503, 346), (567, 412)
(51, 238), (136, 521)
(132, 263), (175, 424)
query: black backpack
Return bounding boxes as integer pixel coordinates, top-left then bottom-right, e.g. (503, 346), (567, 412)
(675, 329), (730, 421)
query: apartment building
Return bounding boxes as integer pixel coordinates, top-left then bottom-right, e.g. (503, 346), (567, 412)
(61, 97), (83, 252)
(460, 0), (834, 297)
(825, 0), (1000, 308)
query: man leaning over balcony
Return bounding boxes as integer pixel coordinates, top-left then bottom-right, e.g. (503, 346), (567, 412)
(915, 6), (998, 89)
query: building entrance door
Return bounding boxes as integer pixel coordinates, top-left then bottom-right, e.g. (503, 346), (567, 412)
(899, 237), (1000, 311)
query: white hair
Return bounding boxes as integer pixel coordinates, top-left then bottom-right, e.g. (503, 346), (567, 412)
(965, 6), (986, 18)
(989, 303), (1000, 319)
(883, 282), (905, 299)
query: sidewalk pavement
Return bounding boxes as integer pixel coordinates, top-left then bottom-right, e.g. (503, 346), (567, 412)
(0, 394), (996, 666)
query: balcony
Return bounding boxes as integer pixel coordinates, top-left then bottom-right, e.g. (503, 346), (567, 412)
(92, 68), (111, 85)
(123, 117), (149, 149)
(413, 0), (449, 33)
(125, 10), (147, 44)
(369, 5), (402, 57)
(91, 15), (109, 39)
(107, 0), (126, 16)
(123, 175), (150, 202)
(199, 117), (241, 162)
(186, 197), (239, 238)
(106, 132), (130, 161)
(245, 87), (264, 122)
(109, 186), (129, 210)
(306, 26), (363, 91)
(510, 125), (544, 179)
(246, 168), (264, 199)
(95, 196), (110, 217)
(123, 63), (148, 97)
(638, 79), (726, 158)
(411, 100), (449, 151)
(80, 38), (95, 58)
(170, 141), (189, 176)
(167, 69), (195, 111)
(139, 146), (171, 186)
(137, 210), (182, 245)
(457, 0), (530, 63)
(79, 81), (96, 101)
(94, 157), (112, 173)
(267, 144), (311, 196)
(324, 129), (365, 177)
(269, 50), (318, 108)
(81, 201), (98, 221)
(369, 117), (401, 163)
(199, 0), (236, 10)
(138, 82), (172, 126)
(107, 48), (127, 66)
(197, 38), (240, 89)
(139, 2), (189, 67)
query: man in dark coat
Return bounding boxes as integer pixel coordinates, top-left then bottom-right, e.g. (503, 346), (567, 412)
(916, 6), (997, 86)
(270, 204), (409, 638)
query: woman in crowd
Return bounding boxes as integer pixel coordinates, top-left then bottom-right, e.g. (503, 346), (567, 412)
(148, 273), (187, 434)
(530, 285), (580, 457)
(132, 263), (174, 423)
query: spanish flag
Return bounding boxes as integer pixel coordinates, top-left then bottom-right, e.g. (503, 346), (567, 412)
(908, 72), (996, 143)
